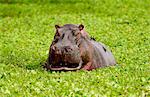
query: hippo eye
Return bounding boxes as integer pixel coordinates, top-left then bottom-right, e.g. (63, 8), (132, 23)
(72, 30), (79, 36)
(72, 30), (76, 36)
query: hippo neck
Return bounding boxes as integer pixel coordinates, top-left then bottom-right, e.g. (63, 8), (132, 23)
(77, 36), (91, 48)
(80, 30), (90, 38)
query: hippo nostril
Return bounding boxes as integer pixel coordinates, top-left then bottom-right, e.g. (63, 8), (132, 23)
(63, 46), (72, 52)
(64, 48), (70, 52)
(64, 48), (68, 52)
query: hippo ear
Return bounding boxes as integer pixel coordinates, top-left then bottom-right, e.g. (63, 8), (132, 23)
(79, 24), (84, 31)
(55, 25), (60, 29)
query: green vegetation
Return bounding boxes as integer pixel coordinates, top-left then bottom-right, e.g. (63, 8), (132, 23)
(0, 0), (149, 96)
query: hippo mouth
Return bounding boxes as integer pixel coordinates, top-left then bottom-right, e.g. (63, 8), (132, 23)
(49, 60), (83, 71)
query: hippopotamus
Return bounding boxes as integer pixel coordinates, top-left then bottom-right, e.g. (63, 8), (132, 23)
(44, 24), (116, 71)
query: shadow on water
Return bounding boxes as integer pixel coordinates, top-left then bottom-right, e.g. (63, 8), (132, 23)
(24, 62), (76, 73)
(25, 63), (42, 70)
(22, 60), (47, 71)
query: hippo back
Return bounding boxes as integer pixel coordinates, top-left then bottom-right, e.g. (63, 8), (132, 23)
(90, 40), (116, 68)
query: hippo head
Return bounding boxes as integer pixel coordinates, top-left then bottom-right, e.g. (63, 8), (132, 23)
(49, 24), (88, 70)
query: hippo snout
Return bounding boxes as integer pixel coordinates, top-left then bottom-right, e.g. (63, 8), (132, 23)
(48, 44), (82, 71)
